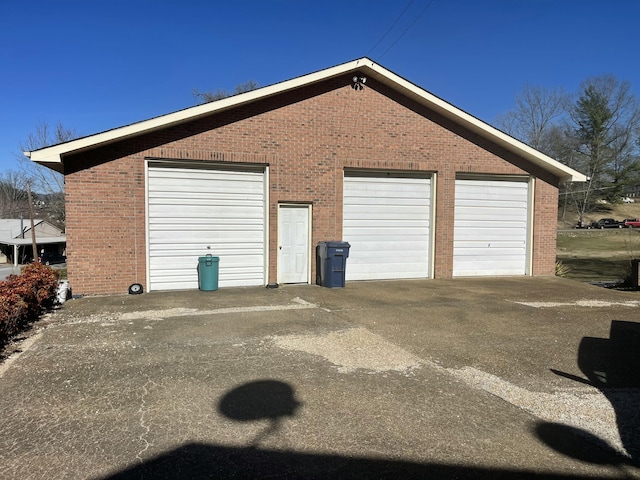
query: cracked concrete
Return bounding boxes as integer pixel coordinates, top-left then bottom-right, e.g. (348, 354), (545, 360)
(135, 377), (157, 462)
(1, 277), (640, 479)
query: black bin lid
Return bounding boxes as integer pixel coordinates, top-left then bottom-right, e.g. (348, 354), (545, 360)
(319, 241), (350, 248)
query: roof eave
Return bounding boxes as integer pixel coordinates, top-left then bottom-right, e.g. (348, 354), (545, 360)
(24, 59), (367, 168)
(24, 57), (587, 183)
(355, 61), (587, 183)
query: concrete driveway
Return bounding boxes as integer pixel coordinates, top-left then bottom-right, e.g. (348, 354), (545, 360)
(1, 277), (639, 479)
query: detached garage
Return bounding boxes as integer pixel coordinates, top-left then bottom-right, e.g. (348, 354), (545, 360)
(25, 58), (585, 295)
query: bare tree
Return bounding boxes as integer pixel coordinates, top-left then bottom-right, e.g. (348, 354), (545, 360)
(497, 77), (640, 224)
(0, 170), (29, 219)
(19, 121), (78, 229)
(495, 84), (569, 153)
(540, 124), (582, 220)
(193, 80), (259, 104)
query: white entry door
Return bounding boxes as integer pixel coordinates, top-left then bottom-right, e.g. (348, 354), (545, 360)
(278, 205), (310, 284)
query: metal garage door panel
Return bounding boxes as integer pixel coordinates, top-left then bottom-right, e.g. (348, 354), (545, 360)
(343, 175), (431, 280)
(453, 179), (529, 276)
(148, 166), (265, 291)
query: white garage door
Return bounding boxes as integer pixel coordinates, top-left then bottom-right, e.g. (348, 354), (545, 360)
(343, 173), (431, 281)
(453, 177), (530, 276)
(147, 163), (266, 291)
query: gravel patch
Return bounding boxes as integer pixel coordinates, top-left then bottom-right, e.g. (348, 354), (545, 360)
(516, 299), (640, 308)
(62, 298), (317, 324)
(271, 327), (423, 374)
(449, 367), (632, 457)
(272, 326), (636, 459)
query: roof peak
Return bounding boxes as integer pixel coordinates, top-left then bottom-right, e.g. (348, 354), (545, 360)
(25, 58), (585, 182)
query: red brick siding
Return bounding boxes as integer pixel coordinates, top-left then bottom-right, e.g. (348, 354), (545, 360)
(64, 74), (560, 295)
(532, 180), (559, 276)
(65, 156), (146, 295)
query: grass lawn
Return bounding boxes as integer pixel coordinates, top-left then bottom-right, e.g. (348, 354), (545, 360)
(556, 229), (640, 283)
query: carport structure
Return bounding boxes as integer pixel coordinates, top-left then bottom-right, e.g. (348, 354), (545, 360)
(0, 219), (66, 266)
(25, 58), (585, 295)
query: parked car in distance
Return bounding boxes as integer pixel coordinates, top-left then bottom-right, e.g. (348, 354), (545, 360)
(39, 252), (67, 265)
(589, 218), (623, 229)
(622, 197), (635, 203)
(624, 218), (640, 228)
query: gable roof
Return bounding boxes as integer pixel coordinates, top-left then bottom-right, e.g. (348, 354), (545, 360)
(24, 58), (586, 182)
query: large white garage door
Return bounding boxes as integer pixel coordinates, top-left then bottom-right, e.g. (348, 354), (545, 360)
(453, 177), (530, 276)
(343, 173), (431, 281)
(147, 163), (266, 291)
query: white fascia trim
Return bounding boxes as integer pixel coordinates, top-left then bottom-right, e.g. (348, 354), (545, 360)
(357, 61), (587, 183)
(24, 59), (367, 166)
(25, 57), (586, 183)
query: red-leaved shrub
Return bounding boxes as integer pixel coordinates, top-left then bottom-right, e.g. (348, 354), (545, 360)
(0, 263), (59, 342)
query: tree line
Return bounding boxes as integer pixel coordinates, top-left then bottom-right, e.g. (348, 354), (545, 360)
(0, 122), (74, 230)
(0, 82), (259, 230)
(495, 75), (640, 223)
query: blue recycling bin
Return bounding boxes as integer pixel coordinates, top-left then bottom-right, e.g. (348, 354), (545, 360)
(198, 255), (219, 291)
(317, 241), (350, 288)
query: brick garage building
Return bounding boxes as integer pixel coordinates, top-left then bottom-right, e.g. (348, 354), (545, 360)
(27, 58), (585, 296)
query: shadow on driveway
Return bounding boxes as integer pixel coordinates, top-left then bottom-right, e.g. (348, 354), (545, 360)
(102, 442), (624, 480)
(543, 320), (640, 466)
(102, 378), (628, 480)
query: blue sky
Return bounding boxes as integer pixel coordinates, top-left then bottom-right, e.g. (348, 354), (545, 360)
(1, 0), (639, 173)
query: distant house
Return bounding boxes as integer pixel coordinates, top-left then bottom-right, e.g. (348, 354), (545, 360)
(0, 219), (66, 266)
(26, 58), (585, 295)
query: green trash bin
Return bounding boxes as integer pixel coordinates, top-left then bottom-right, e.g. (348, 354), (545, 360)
(198, 255), (219, 291)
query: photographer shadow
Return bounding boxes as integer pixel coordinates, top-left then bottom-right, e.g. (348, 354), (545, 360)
(104, 378), (627, 479)
(542, 320), (640, 464)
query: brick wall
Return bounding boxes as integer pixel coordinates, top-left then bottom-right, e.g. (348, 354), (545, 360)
(64, 74), (560, 295)
(532, 180), (559, 276)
